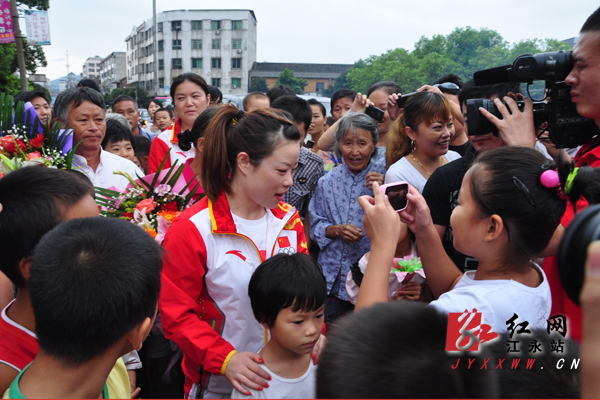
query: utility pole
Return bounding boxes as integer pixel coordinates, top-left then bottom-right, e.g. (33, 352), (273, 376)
(10, 0), (28, 92)
(153, 0), (158, 96)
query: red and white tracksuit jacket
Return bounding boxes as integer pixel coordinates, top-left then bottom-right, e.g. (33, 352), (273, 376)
(148, 118), (195, 173)
(159, 191), (308, 396)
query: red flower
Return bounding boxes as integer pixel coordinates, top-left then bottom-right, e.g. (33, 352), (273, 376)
(29, 134), (45, 148)
(0, 136), (26, 155)
(26, 151), (42, 160)
(161, 201), (179, 212)
(122, 212), (134, 219)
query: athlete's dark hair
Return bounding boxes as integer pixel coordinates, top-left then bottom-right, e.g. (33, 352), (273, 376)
(0, 167), (94, 288)
(30, 217), (162, 366)
(201, 104), (300, 202)
(170, 73), (210, 100)
(249, 253), (326, 327)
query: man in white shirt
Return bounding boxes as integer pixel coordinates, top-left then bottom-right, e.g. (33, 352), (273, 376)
(54, 87), (144, 190)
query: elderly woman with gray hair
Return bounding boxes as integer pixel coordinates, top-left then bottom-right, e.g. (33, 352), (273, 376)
(308, 112), (386, 325)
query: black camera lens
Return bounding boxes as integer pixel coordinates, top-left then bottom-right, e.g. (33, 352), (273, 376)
(557, 204), (600, 305)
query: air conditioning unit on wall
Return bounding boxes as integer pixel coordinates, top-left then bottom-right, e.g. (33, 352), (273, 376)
(237, 49), (242, 53)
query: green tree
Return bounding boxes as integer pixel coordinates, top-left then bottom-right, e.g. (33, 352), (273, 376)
(248, 76), (268, 92)
(275, 68), (308, 94)
(323, 70), (351, 97)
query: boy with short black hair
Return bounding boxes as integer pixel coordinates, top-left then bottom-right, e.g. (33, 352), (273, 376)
(329, 88), (356, 122)
(232, 253), (326, 399)
(153, 107), (174, 132)
(5, 217), (163, 399)
(0, 167), (98, 395)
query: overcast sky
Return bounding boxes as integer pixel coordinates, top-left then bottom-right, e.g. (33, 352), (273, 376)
(26, 0), (599, 80)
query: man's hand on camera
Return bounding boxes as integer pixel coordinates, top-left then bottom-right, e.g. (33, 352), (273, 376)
(479, 94), (536, 148)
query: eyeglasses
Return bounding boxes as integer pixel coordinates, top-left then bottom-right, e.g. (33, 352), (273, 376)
(433, 82), (460, 90)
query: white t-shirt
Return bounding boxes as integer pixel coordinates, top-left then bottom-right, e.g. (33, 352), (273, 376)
(429, 262), (551, 334)
(232, 212), (268, 254)
(385, 151), (461, 193)
(231, 362), (317, 399)
(73, 149), (144, 191)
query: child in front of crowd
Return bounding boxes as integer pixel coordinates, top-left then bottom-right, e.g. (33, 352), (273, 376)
(0, 167), (100, 395)
(5, 217), (163, 399)
(102, 117), (139, 168)
(153, 107), (175, 132)
(231, 253), (327, 399)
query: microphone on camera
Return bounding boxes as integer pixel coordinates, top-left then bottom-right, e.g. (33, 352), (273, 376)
(473, 65), (513, 85)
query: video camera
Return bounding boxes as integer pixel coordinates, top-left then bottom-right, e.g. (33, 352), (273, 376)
(466, 51), (599, 148)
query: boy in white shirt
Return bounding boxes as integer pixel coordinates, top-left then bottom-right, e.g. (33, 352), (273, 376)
(232, 253), (326, 399)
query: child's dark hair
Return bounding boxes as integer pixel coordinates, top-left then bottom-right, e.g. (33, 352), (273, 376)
(469, 146), (567, 267)
(178, 106), (218, 151)
(154, 107), (173, 119)
(307, 98), (326, 118)
(249, 253), (326, 327)
(317, 301), (497, 398)
(367, 81), (402, 97)
(330, 88), (356, 114)
(30, 217), (163, 366)
(271, 95), (312, 133)
(201, 104), (300, 202)
(243, 92), (269, 110)
(0, 166), (94, 288)
(101, 118), (136, 152)
(133, 136), (151, 158)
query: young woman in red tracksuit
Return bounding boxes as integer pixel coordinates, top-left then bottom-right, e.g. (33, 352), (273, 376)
(148, 73), (210, 173)
(159, 105), (325, 398)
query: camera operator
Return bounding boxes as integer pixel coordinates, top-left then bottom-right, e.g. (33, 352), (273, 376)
(539, 6), (600, 344)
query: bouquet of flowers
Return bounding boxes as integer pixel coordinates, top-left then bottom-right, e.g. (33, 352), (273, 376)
(391, 256), (426, 285)
(0, 92), (77, 177)
(96, 156), (203, 243)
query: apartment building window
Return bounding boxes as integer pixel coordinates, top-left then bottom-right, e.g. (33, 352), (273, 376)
(192, 39), (202, 50)
(158, 59), (164, 70)
(191, 58), (203, 68)
(159, 77), (164, 88)
(212, 78), (221, 87)
(231, 58), (242, 69)
(211, 39), (221, 50)
(157, 22), (163, 32)
(172, 58), (182, 69)
(191, 20), (202, 30)
(158, 40), (163, 51)
(232, 39), (242, 50)
(232, 20), (242, 30)
(316, 82), (325, 92)
(172, 39), (182, 50)
(211, 58), (221, 69)
(231, 78), (241, 88)
(172, 20), (181, 31)
(145, 30), (148, 40)
(211, 20), (221, 30)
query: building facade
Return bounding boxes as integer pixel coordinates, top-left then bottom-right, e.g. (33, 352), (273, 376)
(125, 9), (257, 97)
(99, 52), (126, 93)
(82, 56), (102, 79)
(249, 62), (353, 95)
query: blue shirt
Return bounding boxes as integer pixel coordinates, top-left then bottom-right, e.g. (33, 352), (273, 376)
(309, 160), (386, 301)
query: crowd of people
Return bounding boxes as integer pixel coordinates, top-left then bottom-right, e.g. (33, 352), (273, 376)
(1, 6), (600, 399)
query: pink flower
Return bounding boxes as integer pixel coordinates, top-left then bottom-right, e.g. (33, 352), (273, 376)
(113, 195), (126, 209)
(154, 184), (172, 196)
(135, 198), (157, 213)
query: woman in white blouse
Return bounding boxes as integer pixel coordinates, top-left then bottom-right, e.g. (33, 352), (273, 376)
(385, 91), (461, 192)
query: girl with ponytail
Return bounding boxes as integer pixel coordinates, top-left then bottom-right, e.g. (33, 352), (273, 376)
(159, 104), (320, 398)
(356, 146), (592, 335)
